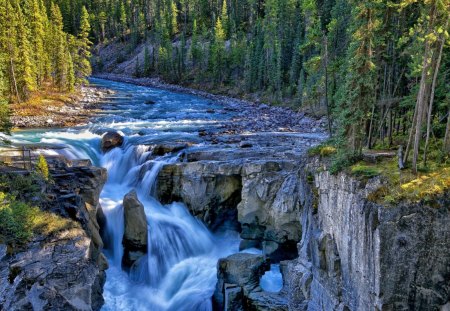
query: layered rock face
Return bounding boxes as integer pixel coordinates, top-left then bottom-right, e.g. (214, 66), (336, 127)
(283, 164), (450, 311)
(156, 138), (449, 310)
(0, 159), (108, 311)
(156, 134), (317, 260)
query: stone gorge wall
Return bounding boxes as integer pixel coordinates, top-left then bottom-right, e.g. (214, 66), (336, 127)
(284, 161), (450, 311)
(157, 158), (305, 261)
(156, 146), (450, 311)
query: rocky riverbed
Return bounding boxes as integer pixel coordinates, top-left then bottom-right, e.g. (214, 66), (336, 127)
(11, 86), (112, 128)
(93, 73), (327, 136)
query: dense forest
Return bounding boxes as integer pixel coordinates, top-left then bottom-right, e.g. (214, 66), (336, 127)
(1, 0), (449, 173)
(0, 0), (92, 130)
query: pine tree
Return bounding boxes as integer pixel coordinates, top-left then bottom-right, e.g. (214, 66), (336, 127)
(50, 3), (67, 90)
(335, 0), (381, 155)
(221, 0), (229, 39)
(16, 2), (36, 99)
(76, 6), (92, 85)
(144, 46), (151, 76)
(211, 17), (226, 83)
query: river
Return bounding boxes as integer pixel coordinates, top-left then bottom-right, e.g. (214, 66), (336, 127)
(8, 78), (282, 310)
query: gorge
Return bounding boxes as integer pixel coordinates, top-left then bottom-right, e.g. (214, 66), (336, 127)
(1, 78), (449, 311)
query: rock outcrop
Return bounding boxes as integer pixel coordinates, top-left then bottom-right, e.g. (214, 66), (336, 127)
(101, 131), (124, 152)
(282, 161), (450, 311)
(157, 142), (449, 310)
(122, 190), (148, 267)
(0, 159), (108, 311)
(213, 253), (270, 310)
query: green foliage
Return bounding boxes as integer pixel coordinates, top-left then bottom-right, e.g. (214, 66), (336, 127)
(351, 163), (380, 178)
(0, 192), (35, 244)
(308, 144), (337, 157)
(36, 154), (49, 181)
(0, 191), (75, 246)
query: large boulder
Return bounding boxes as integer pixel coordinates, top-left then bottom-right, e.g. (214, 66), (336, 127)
(101, 131), (123, 152)
(122, 190), (148, 267)
(213, 253), (270, 310)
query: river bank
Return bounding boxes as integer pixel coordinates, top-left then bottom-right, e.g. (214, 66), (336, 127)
(10, 85), (112, 129)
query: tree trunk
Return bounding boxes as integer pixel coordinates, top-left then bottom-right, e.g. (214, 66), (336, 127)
(411, 2), (437, 173)
(444, 109), (450, 153)
(423, 19), (447, 166)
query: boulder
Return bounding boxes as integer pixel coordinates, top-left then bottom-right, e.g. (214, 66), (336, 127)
(122, 190), (148, 267)
(213, 253), (270, 310)
(152, 143), (189, 156)
(101, 131), (123, 152)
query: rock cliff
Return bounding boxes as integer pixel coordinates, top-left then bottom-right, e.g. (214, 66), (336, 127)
(284, 161), (450, 311)
(0, 159), (108, 311)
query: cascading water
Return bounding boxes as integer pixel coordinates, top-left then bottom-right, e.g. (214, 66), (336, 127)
(99, 142), (236, 311)
(8, 78), (242, 311)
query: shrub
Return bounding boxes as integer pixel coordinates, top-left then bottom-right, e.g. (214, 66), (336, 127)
(0, 192), (34, 244)
(308, 144), (337, 157)
(0, 192), (74, 246)
(36, 155), (49, 181)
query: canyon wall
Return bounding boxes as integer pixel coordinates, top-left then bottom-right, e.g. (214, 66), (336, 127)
(156, 147), (450, 311)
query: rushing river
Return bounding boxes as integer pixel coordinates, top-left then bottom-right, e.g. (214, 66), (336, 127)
(8, 78), (282, 310)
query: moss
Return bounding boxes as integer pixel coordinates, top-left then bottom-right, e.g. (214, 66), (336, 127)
(308, 144), (337, 157)
(359, 157), (450, 205)
(351, 163), (381, 179)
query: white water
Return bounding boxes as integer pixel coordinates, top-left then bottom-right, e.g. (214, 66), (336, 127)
(96, 143), (241, 311)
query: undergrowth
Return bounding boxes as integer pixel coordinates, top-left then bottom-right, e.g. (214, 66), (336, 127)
(0, 173), (75, 247)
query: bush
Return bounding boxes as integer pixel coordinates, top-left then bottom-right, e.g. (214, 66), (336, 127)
(308, 144), (337, 157)
(0, 174), (41, 201)
(0, 192), (35, 244)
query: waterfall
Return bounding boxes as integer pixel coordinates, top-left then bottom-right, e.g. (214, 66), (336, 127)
(95, 141), (234, 311)
(10, 78), (242, 311)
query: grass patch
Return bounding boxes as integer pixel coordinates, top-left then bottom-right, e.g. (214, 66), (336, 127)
(0, 192), (75, 246)
(351, 157), (450, 205)
(11, 82), (79, 117)
(308, 144), (337, 157)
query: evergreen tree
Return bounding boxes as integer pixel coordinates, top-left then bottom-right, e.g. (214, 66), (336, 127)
(210, 17), (226, 83)
(335, 0), (381, 155)
(75, 6), (92, 85)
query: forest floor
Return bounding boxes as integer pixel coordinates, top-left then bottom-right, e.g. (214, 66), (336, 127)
(11, 84), (111, 128)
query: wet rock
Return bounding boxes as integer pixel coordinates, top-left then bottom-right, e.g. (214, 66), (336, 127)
(101, 131), (124, 152)
(213, 253), (270, 310)
(152, 143), (189, 156)
(157, 161), (242, 231)
(239, 141), (253, 148)
(122, 190), (148, 267)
